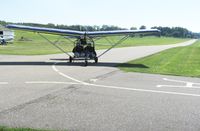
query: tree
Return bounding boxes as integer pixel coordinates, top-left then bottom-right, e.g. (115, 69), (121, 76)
(0, 20), (7, 26)
(139, 25), (146, 30)
(47, 23), (55, 28)
(151, 26), (197, 38)
(130, 27), (137, 30)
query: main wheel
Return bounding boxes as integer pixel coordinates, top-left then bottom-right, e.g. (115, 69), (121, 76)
(84, 59), (88, 66)
(69, 56), (73, 63)
(94, 57), (98, 63)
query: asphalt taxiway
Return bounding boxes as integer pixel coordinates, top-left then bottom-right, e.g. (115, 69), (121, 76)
(0, 39), (200, 131)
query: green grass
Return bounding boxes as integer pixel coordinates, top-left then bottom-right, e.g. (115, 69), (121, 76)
(119, 40), (200, 77)
(0, 30), (189, 55)
(0, 126), (56, 131)
(0, 30), (75, 55)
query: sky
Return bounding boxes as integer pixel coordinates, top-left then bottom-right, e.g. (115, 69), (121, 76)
(1, 0), (200, 32)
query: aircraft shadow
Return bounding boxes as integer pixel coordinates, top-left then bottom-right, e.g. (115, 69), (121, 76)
(0, 60), (149, 68)
(50, 58), (149, 68)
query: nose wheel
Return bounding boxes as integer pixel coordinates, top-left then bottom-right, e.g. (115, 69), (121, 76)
(85, 58), (88, 66)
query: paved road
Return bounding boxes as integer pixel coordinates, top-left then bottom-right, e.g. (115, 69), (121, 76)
(0, 39), (200, 131)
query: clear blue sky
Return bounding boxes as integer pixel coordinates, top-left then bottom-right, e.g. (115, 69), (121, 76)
(1, 0), (200, 32)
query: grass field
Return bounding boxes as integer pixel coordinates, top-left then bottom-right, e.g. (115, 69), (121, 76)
(119, 40), (200, 77)
(0, 126), (56, 131)
(0, 30), (189, 55)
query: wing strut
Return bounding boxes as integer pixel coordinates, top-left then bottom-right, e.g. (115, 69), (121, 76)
(104, 37), (115, 46)
(97, 35), (129, 58)
(38, 33), (72, 57)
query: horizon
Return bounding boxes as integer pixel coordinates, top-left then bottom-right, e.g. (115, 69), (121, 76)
(1, 0), (200, 32)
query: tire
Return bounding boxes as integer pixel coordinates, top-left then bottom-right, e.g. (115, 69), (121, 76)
(94, 57), (98, 63)
(69, 56), (73, 63)
(85, 59), (88, 66)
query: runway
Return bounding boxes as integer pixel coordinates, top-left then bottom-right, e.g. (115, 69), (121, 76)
(0, 39), (200, 131)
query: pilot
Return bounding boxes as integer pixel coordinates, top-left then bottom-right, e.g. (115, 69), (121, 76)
(84, 43), (96, 58)
(72, 43), (84, 57)
(80, 36), (87, 45)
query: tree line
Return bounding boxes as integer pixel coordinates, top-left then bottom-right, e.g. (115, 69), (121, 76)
(151, 26), (200, 38)
(0, 20), (199, 38)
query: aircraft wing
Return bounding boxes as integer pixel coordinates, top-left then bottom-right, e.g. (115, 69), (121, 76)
(6, 24), (85, 36)
(87, 29), (160, 37)
(6, 24), (160, 37)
